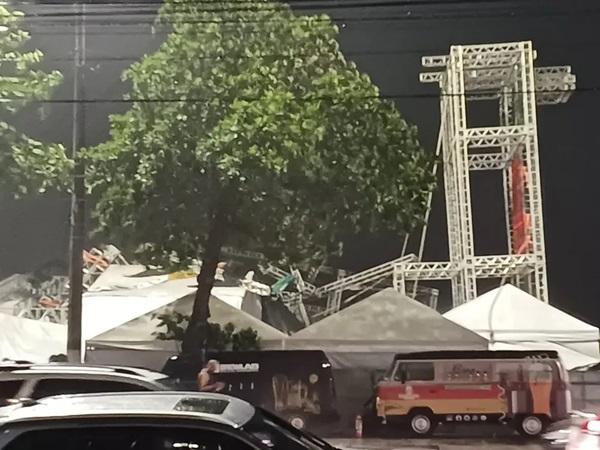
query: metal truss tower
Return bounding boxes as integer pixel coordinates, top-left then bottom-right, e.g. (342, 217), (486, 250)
(394, 41), (576, 307)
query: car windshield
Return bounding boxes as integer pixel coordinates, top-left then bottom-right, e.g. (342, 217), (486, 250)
(243, 408), (335, 450)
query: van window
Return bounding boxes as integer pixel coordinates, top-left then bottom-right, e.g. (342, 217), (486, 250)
(443, 361), (493, 382)
(394, 362), (435, 382)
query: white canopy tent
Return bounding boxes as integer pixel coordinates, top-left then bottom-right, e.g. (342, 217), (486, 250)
(82, 278), (247, 342)
(83, 278), (196, 342)
(87, 265), (167, 292)
(0, 278), (252, 364)
(444, 284), (600, 370)
(0, 312), (66, 362)
(489, 341), (599, 370)
(88, 292), (288, 351)
(86, 289), (288, 369)
(286, 288), (488, 369)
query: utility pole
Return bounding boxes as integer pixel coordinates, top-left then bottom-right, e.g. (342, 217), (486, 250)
(67, 1), (86, 363)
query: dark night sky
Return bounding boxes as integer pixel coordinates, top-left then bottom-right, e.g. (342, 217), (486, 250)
(1, 0), (599, 323)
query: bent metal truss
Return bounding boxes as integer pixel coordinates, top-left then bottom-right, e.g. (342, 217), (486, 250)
(394, 41), (576, 306)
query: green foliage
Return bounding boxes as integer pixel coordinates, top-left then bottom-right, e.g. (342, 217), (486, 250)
(153, 310), (188, 342)
(232, 326), (261, 352)
(154, 312), (261, 352)
(0, 5), (69, 195)
(85, 0), (434, 269)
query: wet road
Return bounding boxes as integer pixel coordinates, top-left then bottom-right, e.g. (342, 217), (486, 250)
(329, 438), (549, 450)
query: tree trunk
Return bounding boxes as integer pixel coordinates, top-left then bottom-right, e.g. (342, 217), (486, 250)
(181, 208), (228, 362)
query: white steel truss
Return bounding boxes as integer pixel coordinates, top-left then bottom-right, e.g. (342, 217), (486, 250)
(314, 254), (416, 297)
(13, 245), (130, 324)
(399, 41), (575, 307)
(261, 254), (439, 321)
(15, 275), (69, 323)
(82, 244), (129, 290)
(258, 263), (313, 326)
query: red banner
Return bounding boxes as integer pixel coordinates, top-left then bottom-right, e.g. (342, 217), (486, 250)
(511, 157), (531, 254)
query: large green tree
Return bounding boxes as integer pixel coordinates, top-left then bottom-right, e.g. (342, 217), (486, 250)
(0, 5), (67, 195)
(86, 0), (434, 357)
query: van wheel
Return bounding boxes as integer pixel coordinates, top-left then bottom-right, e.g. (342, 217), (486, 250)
(408, 410), (437, 436)
(286, 413), (308, 430)
(516, 415), (545, 438)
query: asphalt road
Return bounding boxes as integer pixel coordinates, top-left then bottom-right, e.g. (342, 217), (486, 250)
(328, 438), (548, 450)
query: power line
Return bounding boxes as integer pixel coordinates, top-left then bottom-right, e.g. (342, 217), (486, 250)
(17, 0), (553, 11)
(23, 8), (600, 26)
(19, 4), (599, 37)
(14, 0), (599, 25)
(21, 11), (600, 38)
(5, 87), (598, 104)
(31, 41), (600, 63)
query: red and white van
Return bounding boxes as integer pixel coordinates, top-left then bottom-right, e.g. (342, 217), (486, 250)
(373, 350), (571, 437)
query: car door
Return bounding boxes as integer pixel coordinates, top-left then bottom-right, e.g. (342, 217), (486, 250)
(0, 419), (264, 450)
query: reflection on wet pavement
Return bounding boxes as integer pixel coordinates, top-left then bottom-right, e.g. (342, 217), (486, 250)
(328, 438), (549, 450)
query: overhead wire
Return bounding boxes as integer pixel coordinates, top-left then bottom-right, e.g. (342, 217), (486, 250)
(22, 9), (600, 26)
(21, 10), (600, 37)
(12, 0), (597, 39)
(2, 87), (597, 104)
(13, 0), (599, 25)
(5, 1), (593, 103)
(20, 39), (600, 63)
(16, 0), (557, 12)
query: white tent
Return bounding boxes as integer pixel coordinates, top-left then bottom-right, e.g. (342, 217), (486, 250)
(0, 278), (251, 364)
(489, 342), (599, 370)
(89, 292), (288, 351)
(87, 265), (167, 292)
(443, 284), (600, 369)
(86, 290), (288, 369)
(0, 313), (66, 362)
(82, 278), (198, 341)
(82, 278), (247, 341)
(286, 288), (488, 369)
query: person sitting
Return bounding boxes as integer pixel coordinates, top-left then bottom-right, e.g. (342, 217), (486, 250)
(197, 359), (225, 392)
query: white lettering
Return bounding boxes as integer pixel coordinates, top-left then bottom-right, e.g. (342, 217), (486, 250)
(218, 363), (260, 373)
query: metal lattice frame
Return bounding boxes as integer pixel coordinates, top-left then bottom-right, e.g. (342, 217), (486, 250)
(396, 41), (575, 306)
(15, 276), (69, 323)
(13, 245), (130, 324)
(262, 254), (439, 321)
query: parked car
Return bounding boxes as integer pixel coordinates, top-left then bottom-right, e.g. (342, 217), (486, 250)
(163, 350), (339, 430)
(0, 363), (173, 405)
(367, 350), (571, 437)
(0, 391), (339, 450)
(541, 411), (592, 448)
(554, 413), (600, 450)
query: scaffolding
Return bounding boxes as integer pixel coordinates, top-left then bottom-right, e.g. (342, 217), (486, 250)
(395, 41), (576, 306)
(15, 275), (69, 323)
(262, 254), (439, 323)
(12, 245), (130, 323)
(82, 244), (129, 289)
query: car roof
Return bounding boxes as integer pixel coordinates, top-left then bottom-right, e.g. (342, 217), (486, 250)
(0, 392), (255, 429)
(0, 363), (168, 380)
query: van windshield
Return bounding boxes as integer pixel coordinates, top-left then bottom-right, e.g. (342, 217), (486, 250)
(384, 360), (398, 380)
